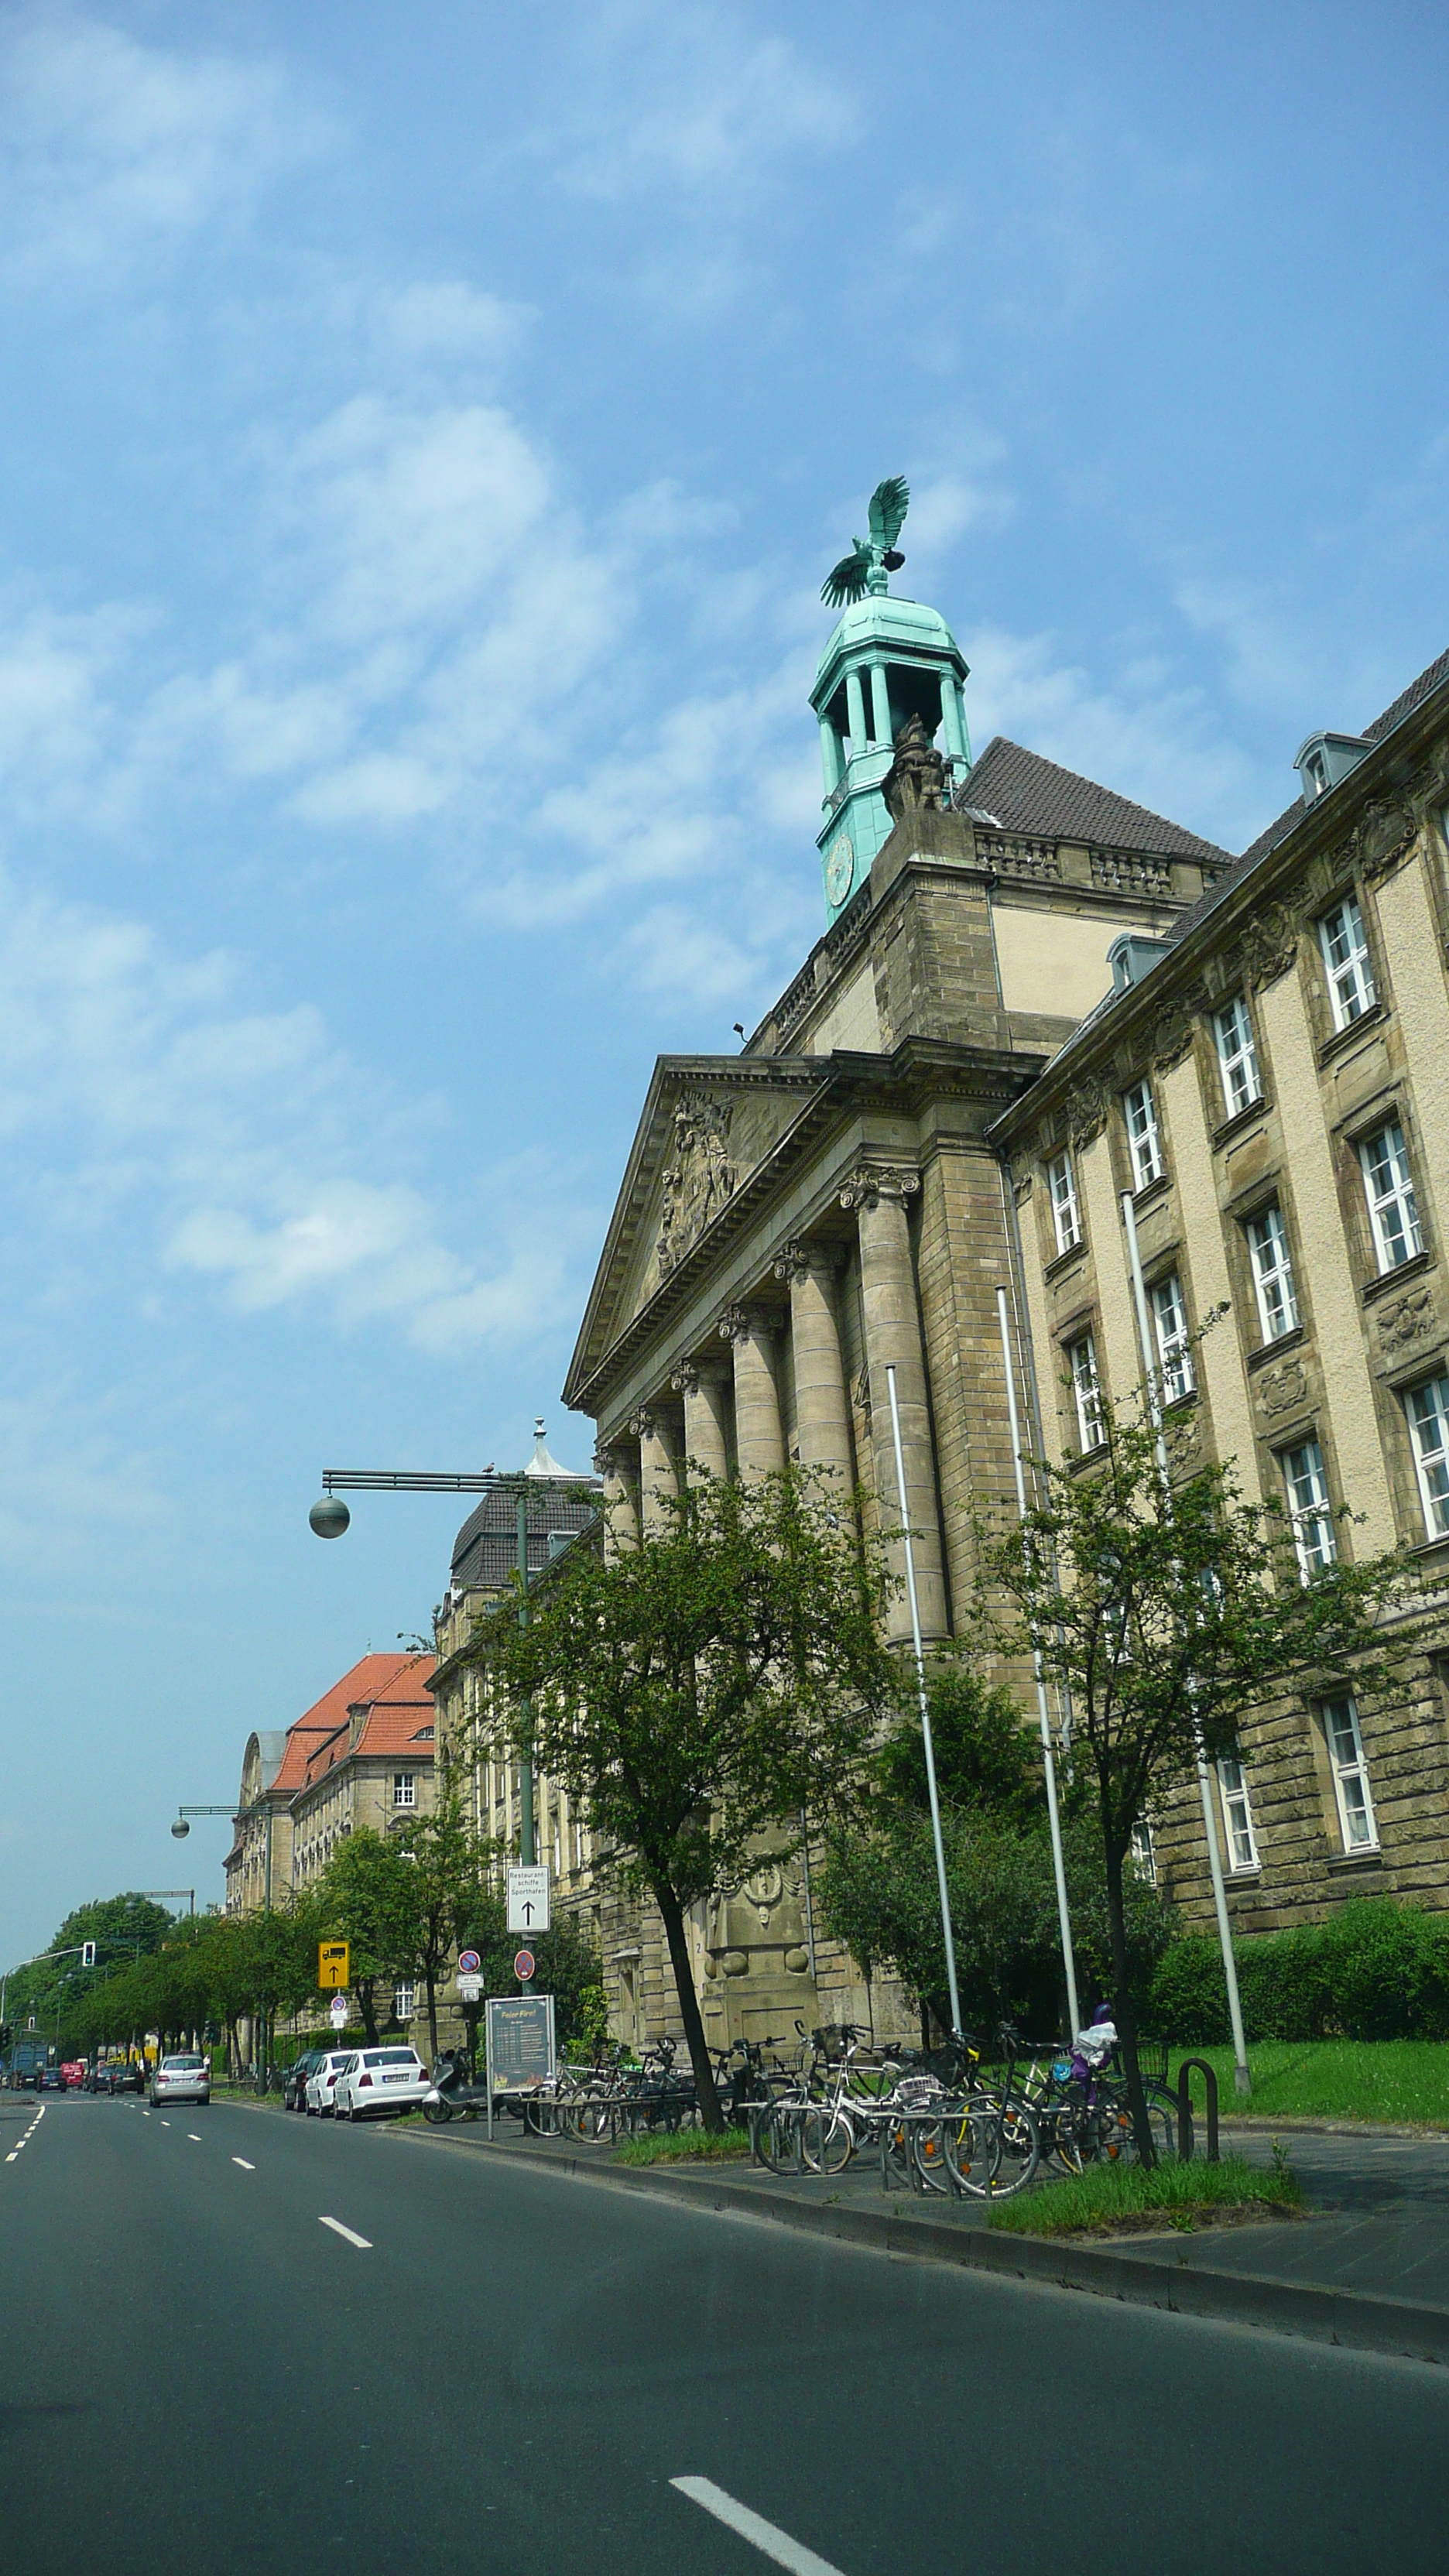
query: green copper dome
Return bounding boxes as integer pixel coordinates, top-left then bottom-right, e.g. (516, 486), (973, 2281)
(812, 594), (967, 704)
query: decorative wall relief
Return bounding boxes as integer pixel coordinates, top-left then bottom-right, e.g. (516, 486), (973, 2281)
(1064, 1076), (1109, 1148)
(1354, 796), (1417, 882)
(1238, 903), (1299, 988)
(1377, 1285), (1436, 1356)
(657, 1091), (738, 1276)
(1255, 1354), (1309, 1420)
(1149, 982), (1208, 1071)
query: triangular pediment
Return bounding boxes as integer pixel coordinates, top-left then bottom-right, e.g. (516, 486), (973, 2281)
(564, 1054), (833, 1404)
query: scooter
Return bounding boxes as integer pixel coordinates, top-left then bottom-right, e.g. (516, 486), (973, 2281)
(422, 2047), (491, 2125)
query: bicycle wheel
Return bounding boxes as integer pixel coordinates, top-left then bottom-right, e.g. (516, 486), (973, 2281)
(800, 2105), (854, 2176)
(910, 2117), (961, 2194)
(937, 2106), (996, 2198)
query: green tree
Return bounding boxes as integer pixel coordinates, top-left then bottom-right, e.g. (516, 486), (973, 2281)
(467, 1468), (901, 2129)
(453, 1888), (605, 2057)
(875, 1661), (1045, 1828)
(975, 1396), (1419, 2159)
(390, 1780), (493, 2060)
(314, 1831), (413, 2044)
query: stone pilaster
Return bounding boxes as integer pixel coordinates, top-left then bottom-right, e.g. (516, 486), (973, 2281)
(840, 1164), (947, 1639)
(718, 1304), (785, 1482)
(629, 1407), (678, 1539)
(671, 1361), (731, 1482)
(774, 1240), (853, 1483)
(593, 1440), (639, 1557)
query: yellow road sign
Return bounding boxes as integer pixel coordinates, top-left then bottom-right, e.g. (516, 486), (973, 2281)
(318, 1941), (349, 1991)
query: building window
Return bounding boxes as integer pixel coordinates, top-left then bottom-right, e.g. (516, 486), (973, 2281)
(1047, 1151), (1081, 1255)
(1359, 1118), (1422, 1273)
(1281, 1439), (1338, 1576)
(1321, 1694), (1377, 1852)
(1214, 995), (1261, 1119)
(1129, 1818), (1156, 1884)
(1217, 1756), (1259, 1872)
(1122, 1078), (1164, 1190)
(392, 1982), (415, 2022)
(1406, 1372), (1449, 1540)
(393, 1773), (416, 1808)
(1150, 1272), (1194, 1401)
(1246, 1202), (1300, 1342)
(1319, 896), (1375, 1030)
(1068, 1331), (1105, 1452)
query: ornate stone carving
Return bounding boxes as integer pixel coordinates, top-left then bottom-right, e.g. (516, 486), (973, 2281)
(627, 1406), (660, 1442)
(838, 1163), (920, 1213)
(1238, 903), (1299, 989)
(1149, 981), (1208, 1071)
(772, 1236), (842, 1283)
(669, 1364), (701, 1396)
(1255, 1355), (1308, 1421)
(657, 1091), (738, 1276)
(1377, 1284), (1436, 1355)
(592, 1440), (628, 1478)
(880, 711), (947, 823)
(1353, 795), (1417, 882)
(1064, 1076), (1109, 1149)
(717, 1304), (749, 1345)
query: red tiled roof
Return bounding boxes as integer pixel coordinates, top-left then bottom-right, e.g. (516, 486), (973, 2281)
(267, 1653), (435, 1798)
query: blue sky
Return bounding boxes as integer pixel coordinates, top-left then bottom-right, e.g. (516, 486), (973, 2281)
(2, 0), (1446, 1962)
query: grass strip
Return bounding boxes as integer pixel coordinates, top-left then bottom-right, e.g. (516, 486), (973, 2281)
(615, 2129), (752, 2167)
(988, 2153), (1303, 2238)
(1173, 2040), (1449, 2129)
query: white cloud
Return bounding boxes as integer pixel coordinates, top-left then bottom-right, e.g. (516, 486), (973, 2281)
(0, 9), (320, 285)
(547, 6), (854, 201)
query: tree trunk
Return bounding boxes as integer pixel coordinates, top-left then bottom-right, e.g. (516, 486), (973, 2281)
(425, 1967), (439, 2064)
(653, 1881), (722, 2131)
(1102, 1826), (1155, 2167)
(357, 1979), (380, 2047)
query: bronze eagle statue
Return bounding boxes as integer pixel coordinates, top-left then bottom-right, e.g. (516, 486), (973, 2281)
(820, 475), (909, 608)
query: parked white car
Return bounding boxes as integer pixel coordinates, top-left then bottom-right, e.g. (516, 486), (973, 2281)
(334, 2045), (430, 2121)
(149, 2053), (211, 2108)
(304, 2049), (358, 2116)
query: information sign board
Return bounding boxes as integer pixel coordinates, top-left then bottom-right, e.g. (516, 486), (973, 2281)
(484, 1993), (555, 2091)
(328, 1993), (348, 2030)
(457, 1972), (481, 2002)
(318, 1941), (349, 1991)
(506, 1865), (550, 1933)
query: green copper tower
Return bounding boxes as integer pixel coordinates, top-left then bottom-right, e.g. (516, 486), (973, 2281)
(811, 478), (972, 922)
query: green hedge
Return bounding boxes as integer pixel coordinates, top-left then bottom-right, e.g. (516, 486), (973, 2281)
(1149, 1899), (1449, 2043)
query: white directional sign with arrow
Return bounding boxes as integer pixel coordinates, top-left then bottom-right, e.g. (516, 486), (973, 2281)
(506, 1865), (550, 1934)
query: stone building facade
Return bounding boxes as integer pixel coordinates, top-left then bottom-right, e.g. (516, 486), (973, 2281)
(560, 616), (1238, 2047)
(224, 1651), (437, 1917)
(992, 648), (1449, 1937)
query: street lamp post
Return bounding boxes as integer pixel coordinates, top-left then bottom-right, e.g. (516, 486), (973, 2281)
(307, 1447), (591, 1870)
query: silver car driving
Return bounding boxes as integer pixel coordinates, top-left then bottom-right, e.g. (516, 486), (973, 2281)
(149, 2052), (211, 2108)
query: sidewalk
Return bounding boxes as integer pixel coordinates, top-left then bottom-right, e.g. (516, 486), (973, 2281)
(387, 2112), (1449, 2365)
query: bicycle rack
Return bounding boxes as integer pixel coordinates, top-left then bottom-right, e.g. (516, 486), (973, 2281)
(1175, 2057), (1219, 2163)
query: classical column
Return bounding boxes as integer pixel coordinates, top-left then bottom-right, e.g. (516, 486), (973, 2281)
(718, 1304), (785, 1482)
(630, 1407), (678, 1540)
(844, 667), (867, 755)
(671, 1361), (731, 1483)
(774, 1240), (852, 1483)
(593, 1440), (639, 1557)
(869, 662), (892, 748)
(840, 1164), (947, 1639)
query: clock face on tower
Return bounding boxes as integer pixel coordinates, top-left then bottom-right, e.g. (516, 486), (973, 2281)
(824, 834), (855, 906)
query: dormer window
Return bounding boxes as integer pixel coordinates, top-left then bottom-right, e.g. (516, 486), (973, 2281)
(1294, 731), (1370, 806)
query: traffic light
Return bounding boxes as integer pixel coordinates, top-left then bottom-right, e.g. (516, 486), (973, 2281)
(81, 1941), (97, 1968)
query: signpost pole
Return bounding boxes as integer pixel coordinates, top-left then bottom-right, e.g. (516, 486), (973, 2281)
(516, 1493), (536, 1869)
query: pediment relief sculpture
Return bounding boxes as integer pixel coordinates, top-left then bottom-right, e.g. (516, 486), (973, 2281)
(1255, 1353), (1309, 1421)
(1236, 903), (1299, 990)
(1353, 794), (1418, 882)
(1377, 1283), (1437, 1356)
(656, 1091), (738, 1277)
(1064, 1076), (1110, 1149)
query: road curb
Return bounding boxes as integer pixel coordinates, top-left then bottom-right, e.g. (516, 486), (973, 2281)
(384, 2119), (1449, 2365)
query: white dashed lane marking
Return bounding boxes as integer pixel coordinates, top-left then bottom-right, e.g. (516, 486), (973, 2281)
(672, 2478), (849, 2576)
(231, 2157), (255, 2171)
(318, 2216), (372, 2250)
(187, 2132), (202, 2143)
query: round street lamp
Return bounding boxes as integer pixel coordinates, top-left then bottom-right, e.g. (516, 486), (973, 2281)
(309, 1492), (351, 1540)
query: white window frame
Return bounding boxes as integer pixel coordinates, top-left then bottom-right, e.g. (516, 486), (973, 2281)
(1216, 1755), (1259, 1872)
(1214, 995), (1261, 1120)
(1318, 895), (1375, 1031)
(1246, 1201), (1300, 1342)
(1321, 1694), (1378, 1852)
(1406, 1372), (1449, 1541)
(1122, 1078), (1164, 1190)
(392, 1981), (415, 2022)
(1129, 1818), (1156, 1885)
(1047, 1151), (1081, 1255)
(1281, 1438), (1338, 1577)
(392, 1772), (416, 1809)
(1358, 1118), (1423, 1273)
(1068, 1331), (1105, 1452)
(1150, 1271), (1194, 1402)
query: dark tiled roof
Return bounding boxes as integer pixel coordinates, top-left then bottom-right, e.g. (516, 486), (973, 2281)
(450, 1487), (598, 1595)
(1363, 645), (1449, 744)
(961, 736), (1232, 864)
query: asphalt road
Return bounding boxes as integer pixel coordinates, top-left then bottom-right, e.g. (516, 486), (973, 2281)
(2, 2088), (1444, 2574)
